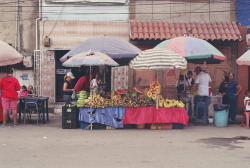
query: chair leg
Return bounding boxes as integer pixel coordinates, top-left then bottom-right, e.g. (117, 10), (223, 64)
(241, 112), (245, 127)
(246, 112), (250, 129)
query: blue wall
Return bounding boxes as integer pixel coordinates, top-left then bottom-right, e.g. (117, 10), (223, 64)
(236, 0), (250, 26)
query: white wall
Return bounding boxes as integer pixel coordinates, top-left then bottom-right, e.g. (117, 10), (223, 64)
(42, 0), (129, 21)
(15, 69), (34, 89)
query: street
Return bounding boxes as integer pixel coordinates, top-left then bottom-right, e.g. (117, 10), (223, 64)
(0, 114), (250, 168)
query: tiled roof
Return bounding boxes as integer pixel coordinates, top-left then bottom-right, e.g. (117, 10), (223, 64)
(130, 21), (242, 41)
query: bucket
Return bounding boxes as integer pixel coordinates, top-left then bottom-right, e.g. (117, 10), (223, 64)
(214, 104), (230, 127)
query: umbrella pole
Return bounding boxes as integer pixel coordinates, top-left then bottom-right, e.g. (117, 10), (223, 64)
(90, 66), (93, 131)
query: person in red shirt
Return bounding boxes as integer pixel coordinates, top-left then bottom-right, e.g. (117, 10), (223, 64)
(74, 67), (90, 93)
(0, 69), (21, 126)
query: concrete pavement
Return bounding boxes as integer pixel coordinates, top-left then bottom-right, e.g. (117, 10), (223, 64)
(0, 114), (249, 168)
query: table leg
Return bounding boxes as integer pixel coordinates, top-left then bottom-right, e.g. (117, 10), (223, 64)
(42, 101), (45, 124)
(18, 102), (23, 124)
(46, 100), (49, 121)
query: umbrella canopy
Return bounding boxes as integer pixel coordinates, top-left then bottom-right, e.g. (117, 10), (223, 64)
(155, 36), (225, 64)
(0, 40), (25, 66)
(236, 49), (250, 65)
(60, 36), (141, 63)
(130, 48), (187, 70)
(62, 51), (119, 67)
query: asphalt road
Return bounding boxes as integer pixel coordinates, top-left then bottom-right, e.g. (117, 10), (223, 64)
(0, 114), (250, 168)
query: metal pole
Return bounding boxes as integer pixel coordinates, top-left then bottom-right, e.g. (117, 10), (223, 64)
(14, 0), (19, 50)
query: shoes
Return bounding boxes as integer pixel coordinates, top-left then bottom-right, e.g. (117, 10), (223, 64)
(14, 124), (18, 127)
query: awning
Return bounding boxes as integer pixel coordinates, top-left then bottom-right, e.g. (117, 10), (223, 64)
(130, 21), (242, 41)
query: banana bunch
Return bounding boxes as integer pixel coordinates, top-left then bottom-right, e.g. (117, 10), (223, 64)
(158, 99), (185, 108)
(76, 90), (88, 107)
(91, 94), (105, 108)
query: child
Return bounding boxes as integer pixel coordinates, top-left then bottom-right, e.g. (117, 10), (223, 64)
(19, 85), (28, 97)
(244, 90), (250, 112)
(28, 85), (34, 94)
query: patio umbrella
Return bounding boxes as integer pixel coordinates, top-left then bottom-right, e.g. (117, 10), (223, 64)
(0, 40), (28, 66)
(62, 51), (119, 67)
(155, 36), (225, 64)
(236, 49), (250, 65)
(130, 48), (187, 70)
(62, 51), (119, 130)
(60, 36), (141, 63)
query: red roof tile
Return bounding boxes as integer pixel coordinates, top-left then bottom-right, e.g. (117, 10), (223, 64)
(130, 21), (242, 41)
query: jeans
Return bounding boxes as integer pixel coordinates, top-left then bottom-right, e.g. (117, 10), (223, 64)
(194, 96), (210, 118)
(225, 95), (237, 122)
(63, 95), (72, 105)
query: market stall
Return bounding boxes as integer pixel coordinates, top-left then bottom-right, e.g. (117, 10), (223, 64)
(75, 48), (189, 130)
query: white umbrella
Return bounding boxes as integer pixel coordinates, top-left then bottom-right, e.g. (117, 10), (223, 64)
(236, 49), (250, 65)
(130, 48), (187, 70)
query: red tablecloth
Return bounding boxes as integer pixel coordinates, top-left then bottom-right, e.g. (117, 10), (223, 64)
(124, 107), (189, 126)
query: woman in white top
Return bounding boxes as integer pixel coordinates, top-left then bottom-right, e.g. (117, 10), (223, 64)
(90, 73), (101, 94)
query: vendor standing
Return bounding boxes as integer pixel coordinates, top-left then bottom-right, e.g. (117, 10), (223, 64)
(192, 67), (211, 121)
(74, 67), (90, 93)
(63, 72), (75, 105)
(90, 73), (101, 94)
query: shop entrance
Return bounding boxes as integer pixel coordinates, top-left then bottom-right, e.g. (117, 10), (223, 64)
(55, 50), (79, 102)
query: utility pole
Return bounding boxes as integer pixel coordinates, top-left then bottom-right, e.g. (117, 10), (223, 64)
(14, 0), (19, 50)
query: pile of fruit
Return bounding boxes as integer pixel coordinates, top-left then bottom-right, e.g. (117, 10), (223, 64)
(78, 93), (155, 108)
(76, 90), (89, 107)
(149, 80), (161, 94)
(158, 97), (185, 108)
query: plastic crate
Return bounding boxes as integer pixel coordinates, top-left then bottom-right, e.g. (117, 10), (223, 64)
(62, 105), (78, 118)
(160, 123), (173, 130)
(62, 118), (77, 129)
(173, 123), (184, 129)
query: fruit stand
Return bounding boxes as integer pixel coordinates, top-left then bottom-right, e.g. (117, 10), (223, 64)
(77, 80), (189, 130)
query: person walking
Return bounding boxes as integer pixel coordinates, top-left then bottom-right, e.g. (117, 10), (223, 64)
(0, 69), (21, 126)
(224, 72), (242, 124)
(192, 67), (212, 124)
(63, 72), (75, 105)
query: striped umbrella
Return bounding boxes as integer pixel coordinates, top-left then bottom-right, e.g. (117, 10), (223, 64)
(62, 51), (119, 67)
(130, 48), (187, 70)
(155, 36), (225, 64)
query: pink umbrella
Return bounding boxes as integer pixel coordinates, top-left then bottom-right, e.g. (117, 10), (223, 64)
(0, 40), (28, 66)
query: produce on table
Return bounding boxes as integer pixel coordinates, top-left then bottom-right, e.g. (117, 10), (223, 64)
(158, 97), (185, 108)
(149, 80), (161, 94)
(76, 90), (89, 107)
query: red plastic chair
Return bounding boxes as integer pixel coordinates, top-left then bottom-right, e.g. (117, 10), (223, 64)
(241, 99), (250, 129)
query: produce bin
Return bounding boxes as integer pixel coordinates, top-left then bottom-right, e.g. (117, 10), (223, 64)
(213, 104), (230, 127)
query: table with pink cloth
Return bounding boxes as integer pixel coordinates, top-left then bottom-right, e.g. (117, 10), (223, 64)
(124, 107), (189, 126)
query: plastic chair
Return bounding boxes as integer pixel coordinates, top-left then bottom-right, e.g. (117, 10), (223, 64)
(195, 102), (208, 125)
(24, 98), (42, 124)
(241, 99), (250, 129)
